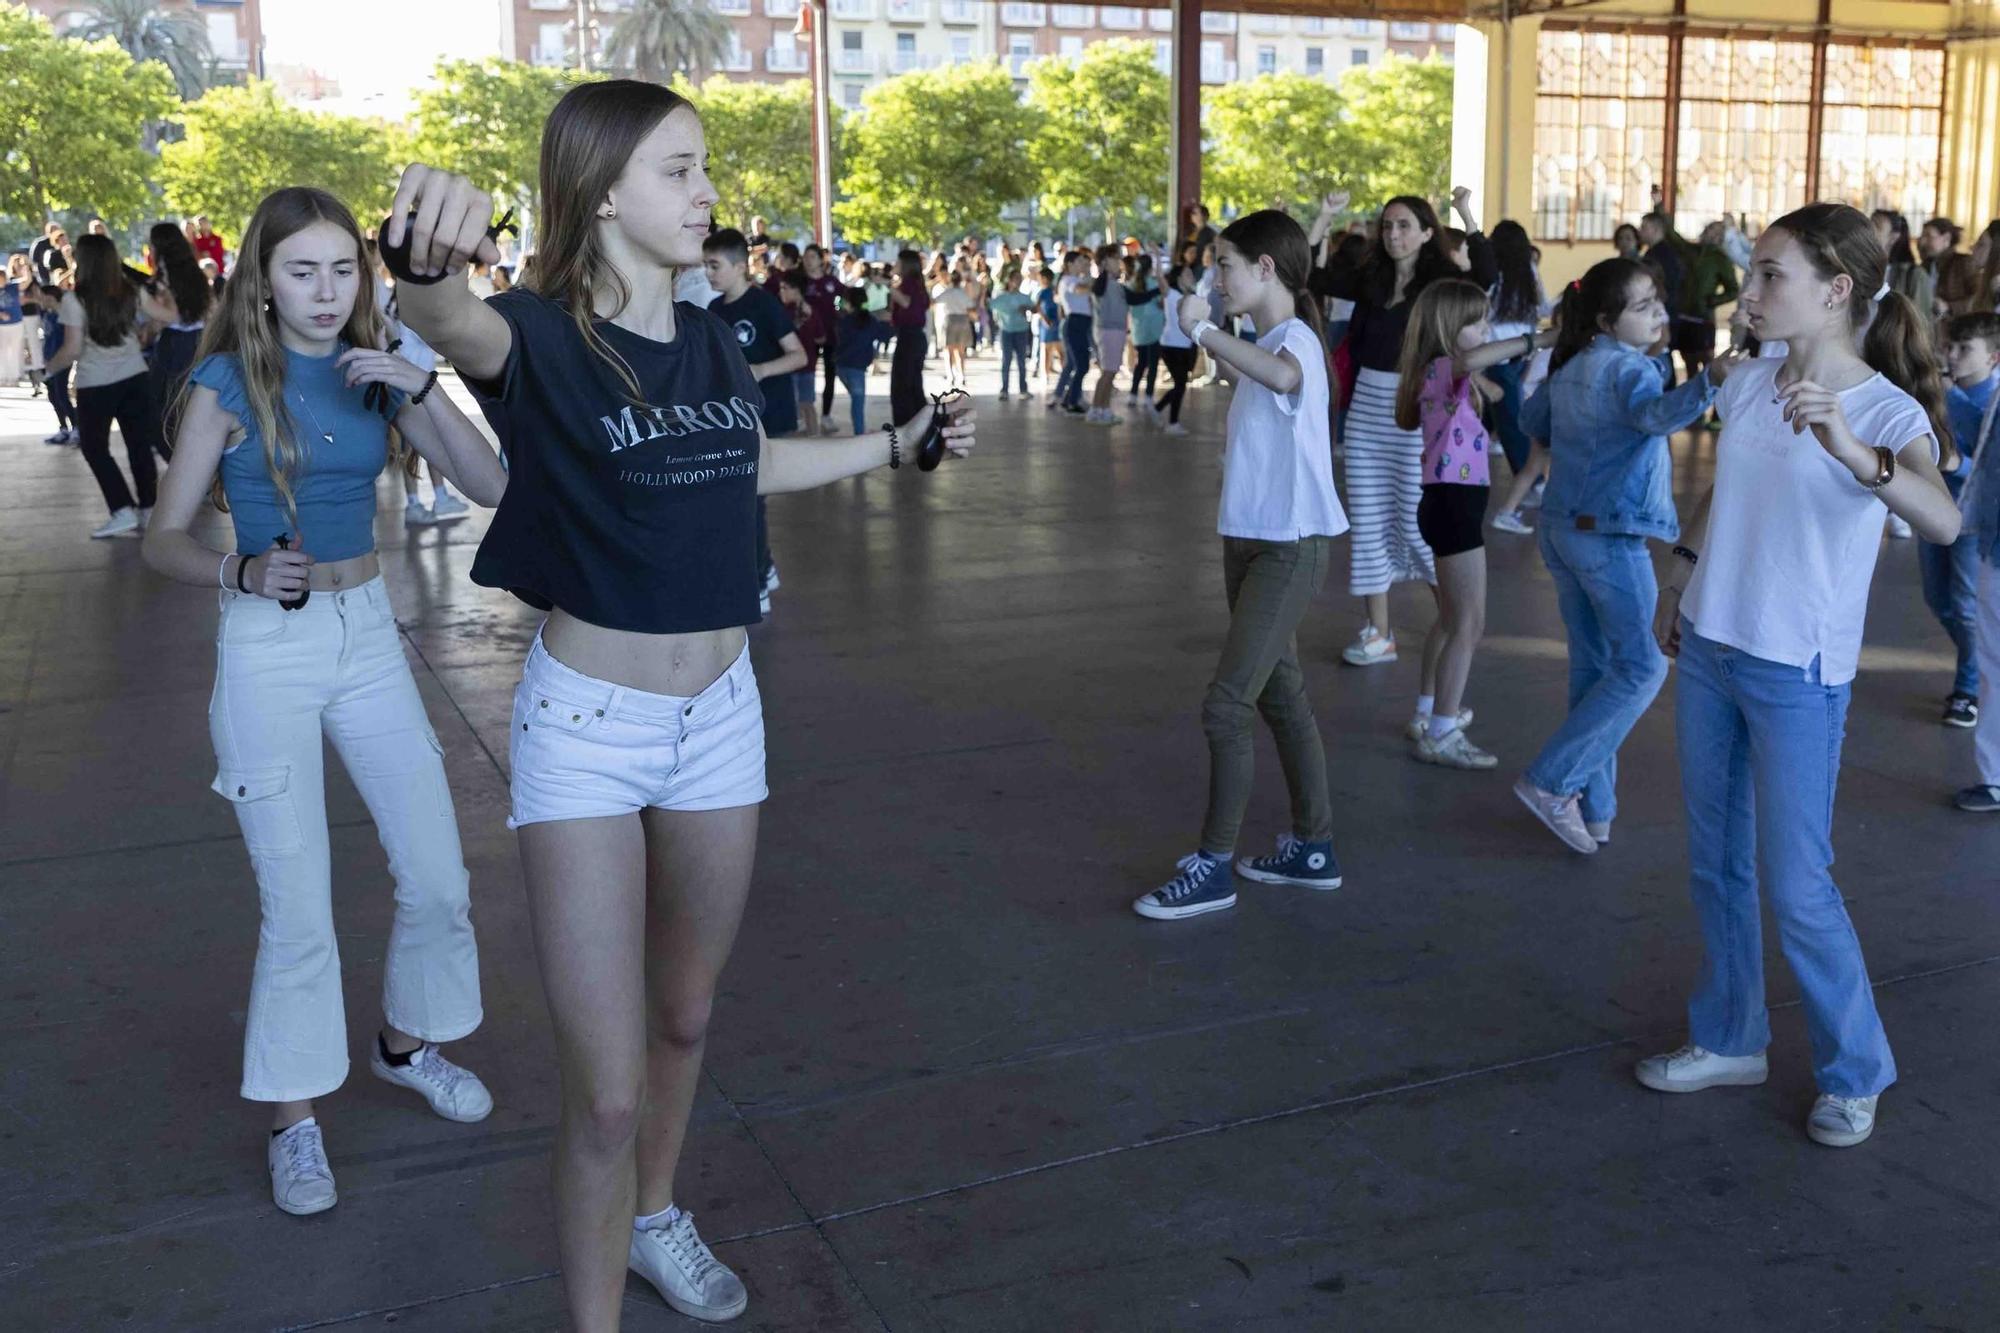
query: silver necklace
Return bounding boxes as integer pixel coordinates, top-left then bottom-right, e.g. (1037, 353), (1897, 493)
(292, 385), (333, 446)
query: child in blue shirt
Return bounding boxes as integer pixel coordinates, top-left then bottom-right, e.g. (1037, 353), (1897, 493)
(1944, 313), (2000, 809)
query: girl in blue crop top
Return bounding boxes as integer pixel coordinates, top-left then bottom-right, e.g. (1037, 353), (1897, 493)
(140, 187), (512, 1218)
(384, 80), (977, 1325)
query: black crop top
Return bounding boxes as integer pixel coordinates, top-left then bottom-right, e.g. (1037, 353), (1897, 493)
(465, 289), (765, 633)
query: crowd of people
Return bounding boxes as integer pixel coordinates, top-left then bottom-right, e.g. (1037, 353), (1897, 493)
(8, 75), (2000, 1330)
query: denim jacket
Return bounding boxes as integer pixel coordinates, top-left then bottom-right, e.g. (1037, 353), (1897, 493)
(1957, 376), (2000, 565)
(1521, 334), (1716, 542)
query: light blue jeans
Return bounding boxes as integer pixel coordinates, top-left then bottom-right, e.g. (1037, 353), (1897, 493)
(1525, 526), (1668, 824)
(1673, 622), (1896, 1098)
(836, 366), (868, 435)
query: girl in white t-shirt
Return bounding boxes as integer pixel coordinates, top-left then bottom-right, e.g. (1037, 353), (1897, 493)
(1132, 210), (1349, 922)
(1646, 203), (1961, 1150)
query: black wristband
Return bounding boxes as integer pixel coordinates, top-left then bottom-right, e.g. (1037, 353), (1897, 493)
(1671, 545), (1700, 566)
(409, 368), (439, 406)
(236, 553), (254, 594)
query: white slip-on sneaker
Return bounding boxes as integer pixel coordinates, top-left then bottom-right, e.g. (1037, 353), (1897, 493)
(630, 1209), (749, 1323)
(1806, 1093), (1878, 1148)
(1586, 820), (1612, 844)
(369, 1040), (494, 1123)
(91, 507), (139, 539)
(1416, 725), (1498, 770)
(429, 491), (471, 521)
(1405, 708), (1473, 742)
(404, 499), (438, 525)
(1513, 775), (1599, 855)
(1634, 1044), (1769, 1093)
(1163, 421), (1188, 436)
(268, 1118), (337, 1216)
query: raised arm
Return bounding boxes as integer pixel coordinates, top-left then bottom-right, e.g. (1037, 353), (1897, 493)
(1177, 292), (1301, 396)
(381, 164), (514, 385)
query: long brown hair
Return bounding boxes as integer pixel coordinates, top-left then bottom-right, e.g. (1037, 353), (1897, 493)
(531, 78), (692, 401)
(1393, 278), (1488, 430)
(72, 234), (138, 347)
(186, 187), (391, 527)
(1770, 203), (1955, 469)
(148, 221), (211, 326)
(1550, 257), (1657, 374)
(1217, 208), (1326, 349)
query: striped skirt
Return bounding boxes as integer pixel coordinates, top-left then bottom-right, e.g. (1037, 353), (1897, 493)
(1343, 367), (1435, 596)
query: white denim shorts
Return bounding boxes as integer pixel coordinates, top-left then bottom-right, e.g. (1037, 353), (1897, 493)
(507, 630), (768, 829)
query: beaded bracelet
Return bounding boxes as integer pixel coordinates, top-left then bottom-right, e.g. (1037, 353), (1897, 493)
(410, 368), (440, 406)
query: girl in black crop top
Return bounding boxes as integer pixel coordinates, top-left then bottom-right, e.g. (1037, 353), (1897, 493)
(385, 79), (974, 1329)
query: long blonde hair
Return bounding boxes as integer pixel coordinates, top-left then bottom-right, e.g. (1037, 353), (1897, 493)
(188, 187), (392, 528)
(531, 79), (693, 402)
(1394, 278), (1491, 431)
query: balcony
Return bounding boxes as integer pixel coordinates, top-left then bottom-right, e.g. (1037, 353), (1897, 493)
(1248, 15), (1289, 33)
(830, 0), (876, 16)
(766, 0), (800, 16)
(1200, 58), (1236, 83)
(888, 50), (943, 72)
(887, 0), (929, 22)
(1051, 5), (1094, 29)
(531, 43), (568, 68)
(710, 0), (750, 12)
(1199, 13), (1236, 33)
(1000, 2), (1045, 25)
(767, 46), (808, 73)
(940, 0), (981, 24)
(718, 45), (754, 72)
(834, 48), (877, 74)
(1149, 9), (1172, 31)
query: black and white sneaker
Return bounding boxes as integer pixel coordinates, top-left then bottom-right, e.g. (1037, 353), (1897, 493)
(629, 1209), (749, 1322)
(370, 1040), (494, 1123)
(1942, 694), (1978, 728)
(1132, 853), (1236, 921)
(1953, 784), (2000, 812)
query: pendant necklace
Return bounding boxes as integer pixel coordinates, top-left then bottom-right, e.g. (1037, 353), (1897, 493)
(293, 386), (334, 446)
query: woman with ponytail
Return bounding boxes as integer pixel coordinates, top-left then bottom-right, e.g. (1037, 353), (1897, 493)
(1310, 186), (1496, 674)
(1511, 258), (1738, 854)
(139, 187), (507, 1218)
(1131, 210), (1349, 922)
(1642, 203), (1959, 1150)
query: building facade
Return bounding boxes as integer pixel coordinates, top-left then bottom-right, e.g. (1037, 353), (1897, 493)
(502, 0), (1452, 107)
(21, 0), (265, 83)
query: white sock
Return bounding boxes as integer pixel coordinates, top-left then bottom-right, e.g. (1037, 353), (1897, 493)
(1414, 694), (1435, 719)
(635, 1203), (681, 1231)
(1427, 714), (1458, 741)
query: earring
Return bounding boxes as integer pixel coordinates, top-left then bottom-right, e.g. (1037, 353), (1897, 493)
(601, 208), (617, 220)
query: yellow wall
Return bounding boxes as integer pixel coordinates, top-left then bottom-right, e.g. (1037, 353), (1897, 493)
(1470, 0), (1995, 291)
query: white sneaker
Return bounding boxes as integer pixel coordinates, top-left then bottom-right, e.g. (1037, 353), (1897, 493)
(759, 591), (772, 615)
(629, 1209), (749, 1323)
(1586, 820), (1612, 845)
(135, 506), (151, 530)
(1406, 707), (1473, 742)
(268, 1118), (338, 1216)
(430, 491), (470, 521)
(1340, 624), (1398, 667)
(1885, 513), (1913, 540)
(369, 1041), (494, 1123)
(1521, 479), (1545, 510)
(1807, 1093), (1878, 1147)
(763, 564), (781, 594)
(91, 507), (140, 539)
(1634, 1044), (1768, 1093)
(44, 428), (71, 445)
(1513, 775), (1598, 855)
(1415, 724), (1498, 770)
(404, 500), (438, 526)
(1491, 509), (1534, 535)
(820, 420), (841, 435)
(1163, 421), (1188, 436)
(1098, 412), (1123, 426)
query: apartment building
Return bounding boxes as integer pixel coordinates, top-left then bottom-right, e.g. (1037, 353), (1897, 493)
(21, 0), (265, 82)
(505, 2), (1453, 103)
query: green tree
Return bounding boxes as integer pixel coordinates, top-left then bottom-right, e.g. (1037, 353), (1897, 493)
(410, 59), (599, 213)
(62, 0), (212, 100)
(674, 75), (831, 234)
(1337, 56), (1455, 211)
(836, 60), (1039, 246)
(0, 6), (176, 224)
(159, 82), (406, 239)
(604, 0), (732, 83)
(1203, 73), (1358, 220)
(1025, 40), (1167, 239)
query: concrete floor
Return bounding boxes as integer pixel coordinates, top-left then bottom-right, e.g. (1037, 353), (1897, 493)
(3, 350), (1998, 1333)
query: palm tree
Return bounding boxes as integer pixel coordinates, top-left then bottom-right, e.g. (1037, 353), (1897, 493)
(603, 0), (733, 84)
(63, 0), (213, 101)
